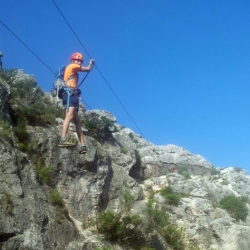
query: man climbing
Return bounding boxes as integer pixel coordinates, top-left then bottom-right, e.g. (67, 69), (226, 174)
(59, 52), (95, 154)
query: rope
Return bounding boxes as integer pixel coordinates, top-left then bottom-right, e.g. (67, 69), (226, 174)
(0, 19), (54, 74)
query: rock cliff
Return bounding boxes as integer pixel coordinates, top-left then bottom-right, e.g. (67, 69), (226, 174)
(0, 70), (250, 250)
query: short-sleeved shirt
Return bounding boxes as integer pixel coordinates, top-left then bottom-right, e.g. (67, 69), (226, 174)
(63, 63), (81, 88)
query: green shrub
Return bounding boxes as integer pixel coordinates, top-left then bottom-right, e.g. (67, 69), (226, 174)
(96, 144), (106, 159)
(49, 184), (67, 224)
(50, 189), (64, 207)
(6, 74), (63, 126)
(160, 224), (185, 250)
(144, 199), (169, 229)
(220, 195), (248, 221)
(160, 186), (181, 206)
(177, 164), (191, 179)
(12, 118), (27, 141)
(81, 215), (96, 230)
(84, 118), (97, 132)
(95, 247), (111, 250)
(120, 147), (128, 154)
(129, 132), (134, 140)
(0, 68), (17, 82)
(14, 100), (58, 125)
(184, 172), (191, 179)
(101, 116), (114, 127)
(36, 162), (51, 185)
(3, 191), (14, 216)
(6, 206), (14, 216)
(67, 134), (78, 144)
(122, 190), (135, 211)
(55, 206), (68, 224)
(96, 211), (142, 242)
(0, 120), (12, 140)
(97, 211), (121, 241)
(9, 79), (55, 125)
(209, 166), (220, 176)
(135, 150), (142, 167)
(240, 196), (249, 203)
(10, 79), (42, 102)
(17, 142), (25, 151)
(0, 70), (6, 80)
(13, 126), (28, 151)
(4, 191), (13, 205)
(83, 113), (112, 142)
(177, 164), (189, 174)
(12, 119), (37, 154)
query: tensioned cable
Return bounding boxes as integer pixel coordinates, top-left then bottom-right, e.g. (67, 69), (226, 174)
(51, 0), (146, 139)
(0, 20), (55, 75)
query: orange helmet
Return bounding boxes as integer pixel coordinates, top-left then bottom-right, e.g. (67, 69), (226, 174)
(70, 52), (83, 62)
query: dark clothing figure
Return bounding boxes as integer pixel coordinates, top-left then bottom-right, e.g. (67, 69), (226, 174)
(0, 51), (3, 71)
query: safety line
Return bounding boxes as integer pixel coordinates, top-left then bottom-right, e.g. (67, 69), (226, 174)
(0, 19), (55, 75)
(51, 0), (146, 138)
(81, 100), (91, 110)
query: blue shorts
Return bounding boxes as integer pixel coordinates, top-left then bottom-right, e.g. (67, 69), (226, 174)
(62, 93), (79, 111)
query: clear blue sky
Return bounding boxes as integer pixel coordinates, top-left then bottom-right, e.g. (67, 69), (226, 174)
(1, 1), (250, 173)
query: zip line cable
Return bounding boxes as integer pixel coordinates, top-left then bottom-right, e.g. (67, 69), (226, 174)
(51, 0), (91, 59)
(0, 20), (54, 75)
(51, 0), (146, 138)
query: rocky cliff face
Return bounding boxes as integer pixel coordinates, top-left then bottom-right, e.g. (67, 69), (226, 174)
(1, 70), (250, 250)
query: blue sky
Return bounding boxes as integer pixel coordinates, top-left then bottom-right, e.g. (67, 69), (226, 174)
(1, 1), (250, 173)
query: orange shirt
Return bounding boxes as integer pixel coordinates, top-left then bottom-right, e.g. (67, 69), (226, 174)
(63, 63), (81, 88)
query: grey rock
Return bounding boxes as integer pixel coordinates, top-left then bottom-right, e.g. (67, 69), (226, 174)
(11, 69), (36, 85)
(1, 69), (250, 250)
(85, 109), (117, 122)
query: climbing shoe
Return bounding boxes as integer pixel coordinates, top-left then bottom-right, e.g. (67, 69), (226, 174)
(79, 145), (87, 154)
(58, 140), (76, 148)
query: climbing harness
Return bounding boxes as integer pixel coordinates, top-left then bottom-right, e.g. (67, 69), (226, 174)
(62, 87), (81, 111)
(54, 65), (76, 101)
(54, 63), (91, 111)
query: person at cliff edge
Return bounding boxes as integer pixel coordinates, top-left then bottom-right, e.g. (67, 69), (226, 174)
(0, 51), (3, 71)
(58, 52), (95, 154)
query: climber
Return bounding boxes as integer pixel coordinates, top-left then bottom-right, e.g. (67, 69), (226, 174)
(58, 52), (95, 154)
(0, 51), (3, 71)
